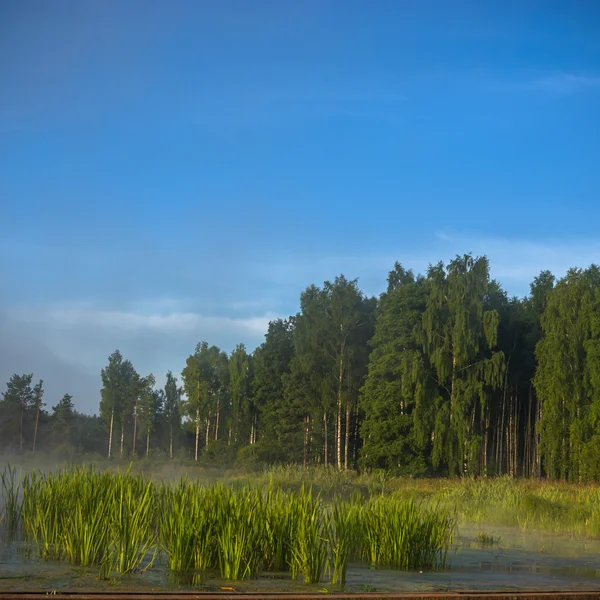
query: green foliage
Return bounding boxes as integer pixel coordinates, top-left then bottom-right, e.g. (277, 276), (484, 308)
(8, 254), (600, 484)
(6, 465), (456, 584)
(0, 373), (35, 452)
(252, 319), (296, 461)
(0, 466), (22, 539)
(181, 342), (229, 460)
(50, 394), (75, 447)
(534, 266), (600, 481)
(360, 265), (431, 474)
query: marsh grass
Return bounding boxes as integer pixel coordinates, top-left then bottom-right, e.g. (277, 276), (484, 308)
(476, 531), (499, 546)
(328, 495), (362, 585)
(431, 476), (600, 536)
(263, 482), (301, 571)
(361, 495), (454, 570)
(4, 464), (457, 584)
(290, 486), (329, 583)
(0, 465), (22, 539)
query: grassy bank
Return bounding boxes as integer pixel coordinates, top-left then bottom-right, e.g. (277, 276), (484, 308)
(254, 466), (600, 538)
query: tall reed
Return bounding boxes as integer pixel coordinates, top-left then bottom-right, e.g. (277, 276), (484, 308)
(10, 464), (457, 585)
(0, 465), (22, 539)
(362, 495), (454, 570)
(328, 495), (362, 585)
(290, 485), (329, 584)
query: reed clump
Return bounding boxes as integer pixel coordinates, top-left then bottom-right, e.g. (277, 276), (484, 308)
(0, 465), (23, 539)
(2, 465), (455, 584)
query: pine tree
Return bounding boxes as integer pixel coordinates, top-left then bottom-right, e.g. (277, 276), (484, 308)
(51, 394), (75, 448)
(252, 319), (295, 458)
(229, 344), (249, 445)
(0, 374), (34, 453)
(360, 264), (431, 474)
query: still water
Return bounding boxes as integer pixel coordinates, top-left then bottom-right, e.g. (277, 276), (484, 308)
(2, 523), (600, 593)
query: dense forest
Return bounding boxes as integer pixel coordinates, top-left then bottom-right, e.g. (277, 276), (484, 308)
(3, 254), (600, 481)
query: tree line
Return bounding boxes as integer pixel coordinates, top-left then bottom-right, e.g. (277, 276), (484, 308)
(3, 254), (600, 481)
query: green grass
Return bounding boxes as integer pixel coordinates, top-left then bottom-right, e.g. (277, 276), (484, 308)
(476, 531), (499, 546)
(0, 465), (22, 539)
(8, 464), (600, 586)
(1, 465), (455, 584)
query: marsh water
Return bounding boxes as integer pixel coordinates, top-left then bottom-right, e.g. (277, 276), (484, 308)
(2, 523), (600, 594)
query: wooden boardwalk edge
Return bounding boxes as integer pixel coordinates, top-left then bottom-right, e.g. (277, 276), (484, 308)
(2, 592), (600, 600)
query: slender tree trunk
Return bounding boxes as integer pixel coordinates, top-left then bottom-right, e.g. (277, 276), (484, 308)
(132, 396), (138, 456)
(336, 356), (343, 470)
(449, 355), (456, 473)
(499, 388), (507, 474)
(508, 393), (512, 477)
(32, 401), (41, 454)
(303, 414), (309, 469)
(516, 393), (520, 476)
(120, 423), (124, 457)
(108, 409), (114, 458)
(19, 393), (25, 454)
(494, 413), (500, 474)
(250, 420), (254, 446)
(195, 406), (200, 461)
(169, 424), (173, 459)
(500, 356), (510, 475)
(483, 410), (490, 477)
(524, 390), (530, 477)
(344, 400), (351, 470)
(466, 405), (476, 474)
(215, 397), (220, 441)
(205, 413), (211, 447)
(146, 429), (150, 457)
(353, 400), (360, 466)
(536, 398), (542, 478)
(449, 356), (456, 422)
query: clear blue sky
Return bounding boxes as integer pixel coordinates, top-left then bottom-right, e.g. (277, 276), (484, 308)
(1, 0), (599, 413)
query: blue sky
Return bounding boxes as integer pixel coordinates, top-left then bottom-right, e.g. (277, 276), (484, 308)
(1, 0), (599, 413)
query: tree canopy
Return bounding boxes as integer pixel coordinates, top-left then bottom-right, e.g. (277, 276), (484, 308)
(5, 253), (600, 481)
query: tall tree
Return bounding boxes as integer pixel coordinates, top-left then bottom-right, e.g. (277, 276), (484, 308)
(51, 393), (76, 447)
(534, 266), (600, 481)
(0, 374), (34, 453)
(422, 255), (505, 475)
(163, 371), (182, 459)
(229, 344), (249, 445)
(360, 264), (431, 474)
(293, 276), (375, 469)
(182, 342), (229, 459)
(99, 351), (138, 458)
(31, 380), (45, 454)
(252, 319), (296, 458)
(137, 374), (158, 457)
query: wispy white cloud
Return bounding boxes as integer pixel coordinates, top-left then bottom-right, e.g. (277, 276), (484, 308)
(258, 233), (600, 303)
(526, 73), (600, 95)
(3, 305), (281, 413)
(228, 297), (278, 312)
(46, 308), (276, 336)
(5, 233), (600, 414)
(12, 304), (279, 339)
(493, 72), (600, 96)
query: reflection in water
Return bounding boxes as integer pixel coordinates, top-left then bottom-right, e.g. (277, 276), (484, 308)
(1, 524), (600, 593)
